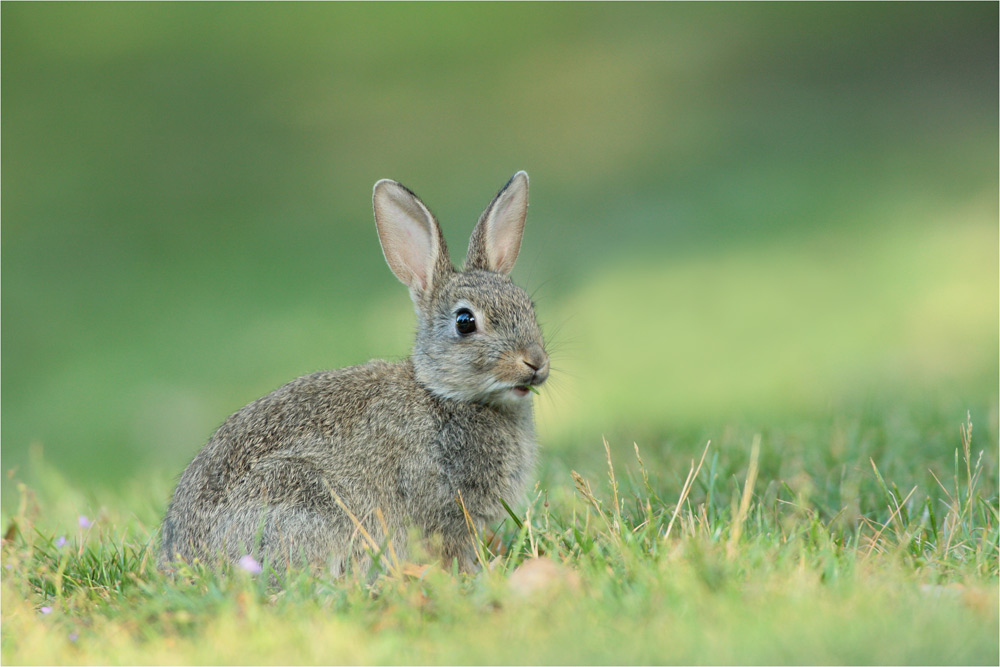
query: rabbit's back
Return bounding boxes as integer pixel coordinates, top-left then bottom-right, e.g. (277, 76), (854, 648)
(159, 359), (534, 571)
(160, 360), (425, 566)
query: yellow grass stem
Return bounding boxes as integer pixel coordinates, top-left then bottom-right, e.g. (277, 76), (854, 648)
(571, 470), (617, 540)
(863, 483), (918, 559)
(603, 437), (623, 535)
(456, 490), (489, 572)
(373, 507), (401, 576)
(323, 481), (387, 575)
(727, 435), (760, 558)
(663, 440), (711, 543)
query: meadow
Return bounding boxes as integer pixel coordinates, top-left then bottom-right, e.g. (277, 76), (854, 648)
(2, 408), (997, 663)
(2, 3), (997, 664)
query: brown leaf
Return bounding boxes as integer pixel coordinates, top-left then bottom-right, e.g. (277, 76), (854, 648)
(508, 557), (581, 598)
(2, 521), (17, 543)
(401, 562), (432, 579)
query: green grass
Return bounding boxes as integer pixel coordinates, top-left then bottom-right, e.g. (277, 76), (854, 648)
(2, 2), (997, 498)
(2, 4), (997, 663)
(3, 410), (996, 665)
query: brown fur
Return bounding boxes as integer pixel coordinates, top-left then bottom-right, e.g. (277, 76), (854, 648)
(159, 172), (548, 575)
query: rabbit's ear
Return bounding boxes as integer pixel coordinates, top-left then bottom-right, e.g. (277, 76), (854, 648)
(465, 171), (529, 275)
(373, 179), (452, 299)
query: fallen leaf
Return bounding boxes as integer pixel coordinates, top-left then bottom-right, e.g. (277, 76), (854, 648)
(508, 557), (581, 597)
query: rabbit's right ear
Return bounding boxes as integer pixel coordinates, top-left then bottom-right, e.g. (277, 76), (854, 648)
(373, 179), (452, 300)
(465, 171), (529, 275)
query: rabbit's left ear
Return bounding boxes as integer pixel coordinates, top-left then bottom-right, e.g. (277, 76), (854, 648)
(465, 171), (529, 275)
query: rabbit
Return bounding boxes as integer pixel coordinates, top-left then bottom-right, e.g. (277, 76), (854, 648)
(159, 171), (549, 575)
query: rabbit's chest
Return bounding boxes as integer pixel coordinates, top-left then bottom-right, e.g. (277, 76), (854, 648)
(430, 412), (535, 515)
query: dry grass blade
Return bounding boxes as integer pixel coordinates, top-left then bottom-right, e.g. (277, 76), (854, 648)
(323, 481), (380, 554)
(373, 507), (401, 576)
(603, 437), (622, 534)
(633, 443), (654, 521)
(928, 467), (960, 558)
(870, 458), (908, 536)
(663, 440), (711, 542)
(863, 484), (918, 559)
(633, 443), (652, 492)
(525, 505), (538, 558)
(961, 412), (974, 500)
(571, 470), (617, 538)
(727, 435), (760, 558)
(456, 490), (489, 571)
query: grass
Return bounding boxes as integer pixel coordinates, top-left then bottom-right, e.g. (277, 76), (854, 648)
(3, 410), (996, 665)
(2, 2), (997, 497)
(2, 4), (997, 663)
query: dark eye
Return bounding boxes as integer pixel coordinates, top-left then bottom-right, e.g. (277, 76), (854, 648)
(455, 308), (477, 335)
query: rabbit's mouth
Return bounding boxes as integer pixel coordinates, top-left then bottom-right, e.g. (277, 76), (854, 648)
(511, 385), (537, 398)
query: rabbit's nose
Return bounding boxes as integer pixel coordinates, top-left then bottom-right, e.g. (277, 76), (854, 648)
(521, 346), (550, 385)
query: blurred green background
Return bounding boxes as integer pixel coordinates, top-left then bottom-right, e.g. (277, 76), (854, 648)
(2, 3), (997, 510)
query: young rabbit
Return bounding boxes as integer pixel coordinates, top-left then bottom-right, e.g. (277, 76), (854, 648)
(159, 172), (548, 574)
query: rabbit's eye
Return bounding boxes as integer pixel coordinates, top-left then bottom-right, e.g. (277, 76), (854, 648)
(455, 309), (477, 335)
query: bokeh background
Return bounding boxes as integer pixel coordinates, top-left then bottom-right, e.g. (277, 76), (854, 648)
(2, 3), (997, 510)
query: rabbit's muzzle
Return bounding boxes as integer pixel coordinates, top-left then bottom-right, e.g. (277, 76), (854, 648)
(522, 344), (549, 384)
(510, 344), (549, 397)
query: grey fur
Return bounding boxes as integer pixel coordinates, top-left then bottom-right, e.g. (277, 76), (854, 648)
(159, 172), (548, 575)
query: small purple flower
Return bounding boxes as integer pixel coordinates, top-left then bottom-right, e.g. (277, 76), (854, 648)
(68, 632), (79, 642)
(40, 606), (52, 615)
(55, 536), (67, 548)
(238, 555), (262, 574)
(78, 516), (92, 528)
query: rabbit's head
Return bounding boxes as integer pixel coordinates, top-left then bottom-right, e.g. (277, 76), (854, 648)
(373, 172), (548, 407)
